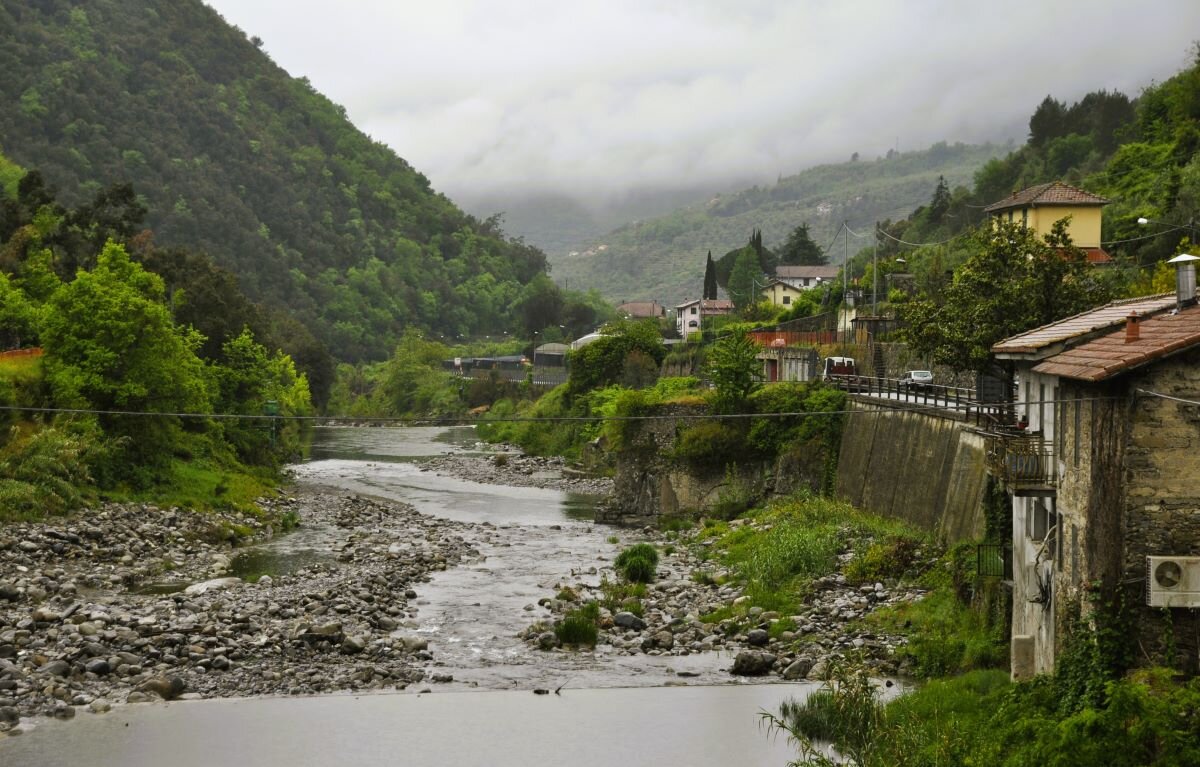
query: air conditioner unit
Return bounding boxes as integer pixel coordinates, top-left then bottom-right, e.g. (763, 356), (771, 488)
(1146, 556), (1200, 607)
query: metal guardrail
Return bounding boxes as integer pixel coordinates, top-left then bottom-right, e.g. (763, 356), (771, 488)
(823, 374), (1008, 423)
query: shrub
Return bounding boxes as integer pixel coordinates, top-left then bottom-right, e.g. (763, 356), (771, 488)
(554, 601), (601, 647)
(615, 543), (659, 584)
(672, 421), (748, 472)
(845, 535), (925, 584)
(554, 614), (599, 646)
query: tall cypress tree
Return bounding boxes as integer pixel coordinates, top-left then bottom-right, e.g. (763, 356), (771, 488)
(703, 250), (717, 300)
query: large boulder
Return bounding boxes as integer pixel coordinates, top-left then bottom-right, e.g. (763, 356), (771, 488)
(731, 651), (776, 676)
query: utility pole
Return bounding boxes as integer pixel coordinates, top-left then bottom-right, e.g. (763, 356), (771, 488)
(872, 222), (879, 316)
(842, 220), (849, 344)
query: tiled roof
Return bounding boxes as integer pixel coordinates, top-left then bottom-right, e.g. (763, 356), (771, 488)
(983, 181), (1109, 214)
(776, 265), (840, 280)
(617, 301), (665, 317)
(675, 298), (734, 311)
(1033, 303), (1200, 381)
(992, 294), (1176, 356)
(1083, 247), (1113, 264)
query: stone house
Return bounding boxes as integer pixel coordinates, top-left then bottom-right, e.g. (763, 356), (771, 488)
(990, 256), (1200, 677)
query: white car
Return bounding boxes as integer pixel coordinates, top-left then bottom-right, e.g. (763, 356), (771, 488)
(900, 370), (934, 391)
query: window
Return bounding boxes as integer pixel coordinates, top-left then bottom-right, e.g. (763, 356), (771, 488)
(1022, 208), (1028, 226)
(803, 278), (810, 286)
(1028, 500), (1051, 542)
(782, 296), (791, 305)
(1038, 383), (1045, 434)
(690, 306), (697, 315)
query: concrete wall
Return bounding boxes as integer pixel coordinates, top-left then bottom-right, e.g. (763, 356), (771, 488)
(835, 401), (988, 541)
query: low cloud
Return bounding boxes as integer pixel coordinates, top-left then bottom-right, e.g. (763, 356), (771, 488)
(209, 0), (1200, 200)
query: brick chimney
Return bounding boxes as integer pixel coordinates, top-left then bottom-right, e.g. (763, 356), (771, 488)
(1126, 312), (1140, 343)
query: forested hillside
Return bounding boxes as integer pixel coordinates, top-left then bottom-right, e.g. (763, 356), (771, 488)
(0, 0), (550, 361)
(874, 48), (1200, 266)
(549, 142), (1001, 305)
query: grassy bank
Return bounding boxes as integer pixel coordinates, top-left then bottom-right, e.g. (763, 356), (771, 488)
(768, 662), (1200, 767)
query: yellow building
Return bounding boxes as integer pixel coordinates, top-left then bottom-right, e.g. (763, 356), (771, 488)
(760, 279), (806, 307)
(984, 181), (1110, 263)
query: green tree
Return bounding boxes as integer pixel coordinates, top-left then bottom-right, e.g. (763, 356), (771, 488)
(213, 328), (313, 463)
(929, 175), (952, 225)
(705, 329), (762, 413)
(0, 272), (38, 348)
(703, 250), (718, 300)
(515, 274), (564, 336)
(39, 241), (212, 478)
(777, 222), (826, 266)
(727, 245), (761, 310)
(567, 319), (665, 396)
(375, 329), (457, 416)
(901, 220), (1113, 371)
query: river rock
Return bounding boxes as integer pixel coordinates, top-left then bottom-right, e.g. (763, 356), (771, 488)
(184, 577), (242, 596)
(731, 651), (776, 676)
(613, 612), (646, 631)
(84, 659), (110, 676)
(782, 658), (813, 680)
(537, 632), (559, 650)
(0, 584), (19, 602)
(139, 676), (186, 701)
(41, 660), (71, 677)
(88, 698), (112, 714)
(746, 629), (769, 647)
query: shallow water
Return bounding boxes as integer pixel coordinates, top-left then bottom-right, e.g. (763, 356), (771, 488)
(289, 426), (738, 689)
(1, 684), (810, 767)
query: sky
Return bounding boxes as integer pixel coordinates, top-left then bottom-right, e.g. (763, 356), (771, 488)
(206, 0), (1200, 203)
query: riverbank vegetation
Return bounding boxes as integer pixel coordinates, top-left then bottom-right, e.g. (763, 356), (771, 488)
(767, 660), (1200, 767)
(690, 492), (1003, 675)
(0, 166), (312, 522)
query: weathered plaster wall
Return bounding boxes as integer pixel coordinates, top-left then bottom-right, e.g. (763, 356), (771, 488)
(835, 401), (988, 541)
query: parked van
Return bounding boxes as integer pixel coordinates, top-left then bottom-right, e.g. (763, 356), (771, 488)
(822, 356), (857, 381)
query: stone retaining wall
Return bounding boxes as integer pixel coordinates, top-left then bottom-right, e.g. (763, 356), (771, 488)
(835, 401), (988, 541)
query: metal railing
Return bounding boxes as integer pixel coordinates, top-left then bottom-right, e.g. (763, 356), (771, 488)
(985, 431), (1056, 490)
(976, 542), (1013, 579)
(824, 374), (997, 419)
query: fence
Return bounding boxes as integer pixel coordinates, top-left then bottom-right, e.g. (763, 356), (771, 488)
(0, 347), (43, 361)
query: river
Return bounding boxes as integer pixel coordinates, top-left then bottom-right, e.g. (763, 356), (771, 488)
(0, 426), (814, 766)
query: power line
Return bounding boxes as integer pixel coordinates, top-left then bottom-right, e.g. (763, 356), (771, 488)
(0, 395), (1126, 425)
(1135, 388), (1200, 407)
(1101, 225), (1194, 248)
(876, 228), (969, 248)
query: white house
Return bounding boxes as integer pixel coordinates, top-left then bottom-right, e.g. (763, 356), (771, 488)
(674, 298), (734, 336)
(775, 265), (839, 290)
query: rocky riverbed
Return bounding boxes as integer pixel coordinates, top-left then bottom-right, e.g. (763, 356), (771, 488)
(2, 439), (926, 738)
(419, 450), (614, 495)
(521, 518), (925, 683)
(0, 489), (478, 735)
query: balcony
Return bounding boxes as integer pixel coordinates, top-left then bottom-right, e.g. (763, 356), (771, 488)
(986, 431), (1056, 496)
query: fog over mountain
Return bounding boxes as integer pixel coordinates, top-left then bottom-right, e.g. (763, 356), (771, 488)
(208, 1), (1199, 223)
